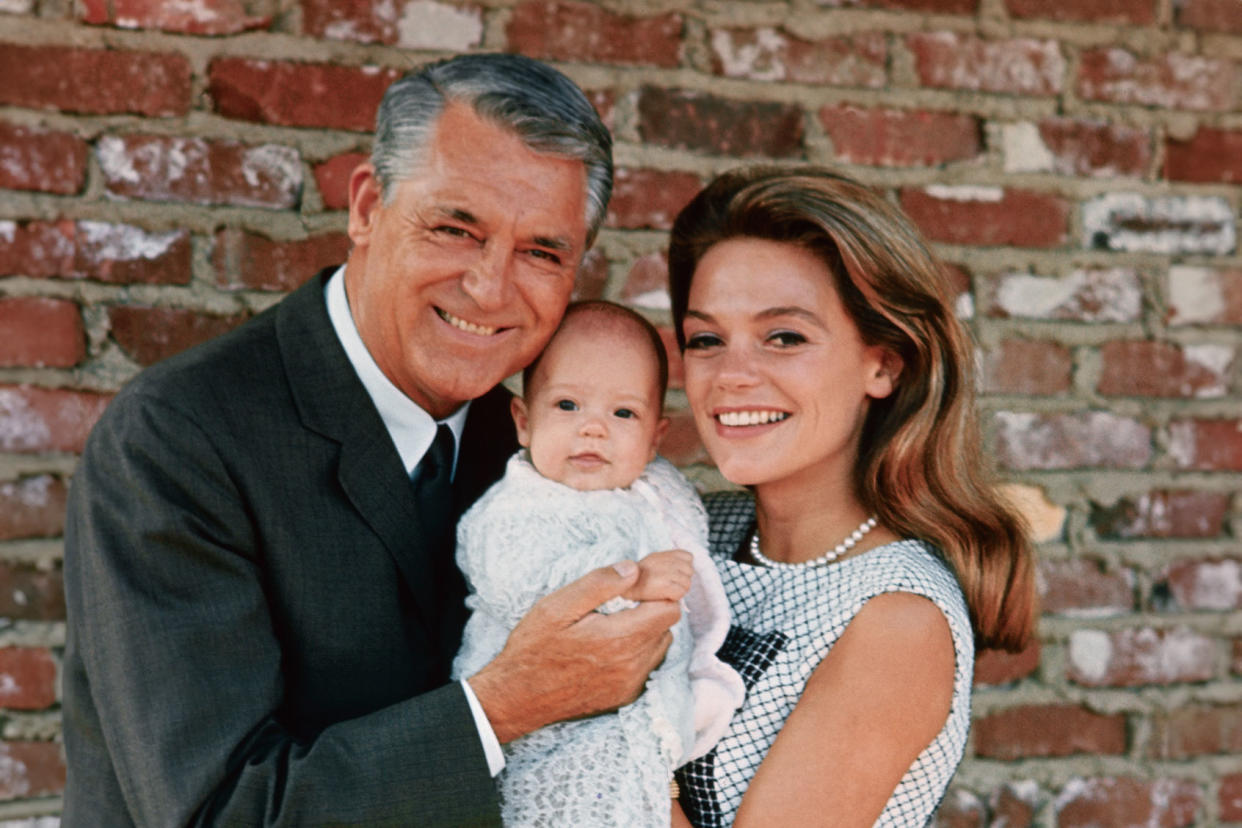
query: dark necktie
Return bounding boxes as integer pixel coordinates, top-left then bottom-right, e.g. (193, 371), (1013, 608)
(414, 423), (455, 556)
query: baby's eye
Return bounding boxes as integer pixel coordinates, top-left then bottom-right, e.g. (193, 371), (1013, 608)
(768, 330), (806, 347)
(613, 408), (636, 419)
(684, 332), (723, 350)
(556, 399), (578, 411)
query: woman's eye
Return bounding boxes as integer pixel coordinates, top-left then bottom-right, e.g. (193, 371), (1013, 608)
(614, 408), (635, 419)
(769, 330), (806, 347)
(556, 399), (578, 411)
(684, 332), (723, 350)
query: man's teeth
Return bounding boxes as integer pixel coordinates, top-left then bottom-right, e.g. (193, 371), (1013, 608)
(717, 410), (789, 427)
(439, 309), (498, 336)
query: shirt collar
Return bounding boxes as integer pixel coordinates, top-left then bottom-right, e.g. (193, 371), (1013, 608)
(324, 266), (468, 478)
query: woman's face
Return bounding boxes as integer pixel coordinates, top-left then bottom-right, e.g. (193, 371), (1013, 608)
(681, 237), (897, 495)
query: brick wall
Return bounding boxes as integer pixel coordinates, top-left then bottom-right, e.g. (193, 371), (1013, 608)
(0, 0), (1240, 824)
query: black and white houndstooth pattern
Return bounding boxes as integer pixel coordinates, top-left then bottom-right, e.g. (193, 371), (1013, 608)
(676, 491), (975, 827)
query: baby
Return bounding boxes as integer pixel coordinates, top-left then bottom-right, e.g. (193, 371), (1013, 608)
(452, 301), (743, 828)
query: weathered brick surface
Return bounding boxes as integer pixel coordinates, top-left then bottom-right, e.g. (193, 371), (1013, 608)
(1068, 627), (1215, 686)
(637, 87), (804, 158)
(1039, 558), (1134, 616)
(1178, 0), (1242, 33)
(0, 44), (190, 116)
(1166, 127), (1242, 184)
(0, 475), (68, 541)
(302, 0), (485, 48)
(313, 152), (369, 211)
(0, 741), (65, 799)
(974, 704), (1127, 759)
(0, 298), (85, 368)
(0, 563), (65, 622)
(213, 230), (350, 292)
(108, 307), (250, 366)
(507, 1), (682, 67)
(985, 268), (1142, 322)
(974, 640), (1041, 685)
(1156, 559), (1242, 611)
(80, 0), (270, 34)
(572, 248), (609, 303)
(1054, 777), (1199, 828)
(0, 122), (87, 195)
(1097, 340), (1232, 398)
(901, 186), (1068, 248)
(0, 385), (111, 454)
(711, 29), (887, 87)
(1223, 773), (1242, 822)
(97, 135), (302, 209)
(0, 648), (56, 711)
(1001, 118), (1150, 178)
(0, 220), (192, 284)
(907, 33), (1064, 96)
(1004, 0), (1155, 23)
(209, 59), (400, 132)
(606, 168), (702, 231)
(1077, 49), (1237, 112)
(819, 107), (980, 167)
(619, 252), (670, 310)
(979, 339), (1072, 395)
(1090, 490), (1230, 539)
(1167, 266), (1242, 325)
(1082, 193), (1235, 255)
(1168, 418), (1242, 470)
(993, 411), (1151, 471)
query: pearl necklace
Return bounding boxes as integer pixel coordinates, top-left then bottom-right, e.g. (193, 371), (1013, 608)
(749, 516), (878, 569)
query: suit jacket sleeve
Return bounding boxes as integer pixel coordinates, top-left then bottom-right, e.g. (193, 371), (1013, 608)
(64, 386), (500, 827)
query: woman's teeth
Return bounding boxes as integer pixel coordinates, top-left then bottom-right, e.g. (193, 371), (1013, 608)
(717, 410), (789, 427)
(439, 308), (498, 336)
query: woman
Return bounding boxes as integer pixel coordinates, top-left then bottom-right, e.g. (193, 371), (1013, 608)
(667, 166), (1036, 827)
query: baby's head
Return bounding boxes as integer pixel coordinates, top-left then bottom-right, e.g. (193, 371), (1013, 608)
(512, 301), (670, 491)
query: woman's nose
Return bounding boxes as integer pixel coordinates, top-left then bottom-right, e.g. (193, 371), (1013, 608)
(715, 345), (760, 388)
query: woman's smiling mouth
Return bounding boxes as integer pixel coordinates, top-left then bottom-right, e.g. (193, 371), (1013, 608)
(715, 410), (790, 427)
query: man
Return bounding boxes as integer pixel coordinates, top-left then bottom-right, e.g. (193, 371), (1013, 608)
(62, 54), (684, 826)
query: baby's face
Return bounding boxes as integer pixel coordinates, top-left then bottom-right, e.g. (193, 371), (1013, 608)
(513, 324), (667, 491)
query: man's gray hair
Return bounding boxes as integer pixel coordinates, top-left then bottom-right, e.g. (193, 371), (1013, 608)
(372, 53), (613, 246)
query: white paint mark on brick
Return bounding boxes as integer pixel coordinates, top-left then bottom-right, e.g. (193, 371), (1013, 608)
(117, 0), (219, 27)
(0, 221), (15, 244)
(711, 28), (788, 83)
(0, 475), (51, 509)
(1002, 122), (1054, 173)
(0, 0), (34, 12)
(925, 184), (1004, 202)
(397, 0), (483, 50)
(995, 268), (1141, 322)
(1183, 344), (1232, 397)
(0, 745), (31, 798)
(0, 391), (50, 453)
(1188, 559), (1242, 610)
(79, 222), (180, 261)
(239, 144), (301, 205)
(954, 291), (974, 320)
(1168, 266), (1225, 325)
(96, 136), (140, 185)
(1083, 192), (1235, 255)
(1068, 629), (1113, 683)
(1167, 420), (1197, 468)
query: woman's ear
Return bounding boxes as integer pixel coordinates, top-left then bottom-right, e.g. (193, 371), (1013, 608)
(864, 347), (903, 400)
(347, 163), (383, 247)
(510, 395), (532, 448)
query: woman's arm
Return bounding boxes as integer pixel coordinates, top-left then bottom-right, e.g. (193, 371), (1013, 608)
(733, 592), (956, 827)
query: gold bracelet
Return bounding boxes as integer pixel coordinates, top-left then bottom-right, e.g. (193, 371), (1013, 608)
(669, 777), (680, 800)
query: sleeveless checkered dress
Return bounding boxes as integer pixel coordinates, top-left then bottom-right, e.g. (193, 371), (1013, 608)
(676, 491), (975, 827)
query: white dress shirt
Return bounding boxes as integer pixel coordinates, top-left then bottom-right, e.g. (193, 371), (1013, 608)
(325, 266), (506, 776)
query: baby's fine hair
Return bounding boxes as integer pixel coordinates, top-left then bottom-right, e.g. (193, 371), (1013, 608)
(522, 301), (669, 409)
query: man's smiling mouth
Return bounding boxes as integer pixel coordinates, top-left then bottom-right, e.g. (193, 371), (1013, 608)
(437, 307), (500, 336)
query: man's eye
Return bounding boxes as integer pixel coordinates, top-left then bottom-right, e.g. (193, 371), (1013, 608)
(684, 332), (723, 350)
(528, 249), (562, 265)
(614, 408), (635, 419)
(436, 226), (474, 239)
(556, 399), (578, 411)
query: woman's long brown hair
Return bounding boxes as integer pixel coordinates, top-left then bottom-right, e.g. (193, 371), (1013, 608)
(668, 165), (1036, 652)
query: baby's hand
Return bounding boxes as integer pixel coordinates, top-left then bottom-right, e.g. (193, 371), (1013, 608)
(622, 549), (693, 603)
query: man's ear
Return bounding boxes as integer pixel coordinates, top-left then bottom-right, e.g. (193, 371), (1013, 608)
(510, 395), (532, 448)
(347, 163), (383, 247)
(650, 416), (671, 461)
(864, 347), (903, 400)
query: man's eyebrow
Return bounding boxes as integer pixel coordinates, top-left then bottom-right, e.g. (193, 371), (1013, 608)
(532, 235), (573, 252)
(434, 206), (479, 225)
(432, 206), (573, 252)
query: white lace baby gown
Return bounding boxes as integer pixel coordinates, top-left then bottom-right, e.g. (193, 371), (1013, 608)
(452, 452), (744, 828)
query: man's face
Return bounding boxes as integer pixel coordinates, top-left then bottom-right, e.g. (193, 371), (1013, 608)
(345, 102), (590, 419)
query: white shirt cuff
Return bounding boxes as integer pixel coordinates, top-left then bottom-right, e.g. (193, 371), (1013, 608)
(460, 679), (506, 776)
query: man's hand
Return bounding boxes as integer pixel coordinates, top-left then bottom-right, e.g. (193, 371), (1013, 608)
(623, 549), (693, 603)
(467, 559), (686, 743)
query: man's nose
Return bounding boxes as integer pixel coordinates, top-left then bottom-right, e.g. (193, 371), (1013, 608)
(461, 243), (513, 310)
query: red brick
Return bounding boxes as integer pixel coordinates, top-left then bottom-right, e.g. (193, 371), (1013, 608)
(1166, 127), (1242, 184)
(660, 410), (707, 466)
(851, 0), (978, 11)
(619, 252), (670, 310)
(637, 87), (804, 159)
(97, 135), (302, 209)
(1039, 558), (1134, 616)
(1068, 627), (1214, 687)
(1005, 0), (1155, 23)
(1090, 490), (1230, 539)
(209, 58), (400, 132)
(0, 475), (67, 541)
(907, 33), (1064, 96)
(820, 107), (980, 167)
(314, 152), (369, 211)
(81, 0), (269, 33)
(108, 306), (249, 366)
(711, 29), (886, 87)
(0, 648), (55, 710)
(1178, 0), (1242, 33)
(302, 0), (398, 43)
(213, 229), (350, 293)
(0, 297), (84, 368)
(1168, 266), (1242, 326)
(1224, 773), (1242, 821)
(0, 741), (65, 799)
(986, 267), (1142, 322)
(606, 168), (701, 231)
(1150, 706), (1242, 759)
(1168, 418), (1242, 471)
(974, 640), (1040, 685)
(993, 411), (1151, 471)
(990, 784), (1038, 826)
(974, 704), (1126, 759)
(572, 248), (608, 303)
(0, 220), (192, 285)
(586, 89), (617, 132)
(0, 44), (190, 116)
(979, 339), (1071, 395)
(1055, 777), (1199, 828)
(656, 326), (684, 391)
(0, 123), (87, 195)
(1007, 118), (1151, 178)
(1157, 558), (1242, 611)
(507, 1), (682, 67)
(0, 563), (64, 621)
(1099, 340), (1232, 398)
(900, 186), (1068, 248)
(1077, 48), (1237, 112)
(0, 385), (111, 454)
(932, 789), (984, 828)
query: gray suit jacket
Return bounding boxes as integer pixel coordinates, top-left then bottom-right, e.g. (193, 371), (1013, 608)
(62, 269), (516, 826)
